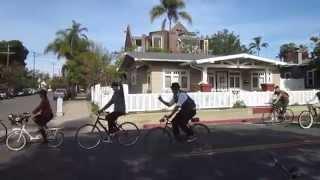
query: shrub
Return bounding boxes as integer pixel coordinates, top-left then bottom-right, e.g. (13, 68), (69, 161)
(233, 100), (247, 108)
(91, 103), (99, 113)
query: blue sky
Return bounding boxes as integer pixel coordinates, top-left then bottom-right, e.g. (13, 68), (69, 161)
(1, 0), (319, 74)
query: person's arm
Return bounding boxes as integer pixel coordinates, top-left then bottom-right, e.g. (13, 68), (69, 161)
(159, 96), (175, 107)
(32, 100), (43, 115)
(166, 106), (180, 119)
(98, 95), (114, 113)
(166, 93), (188, 118)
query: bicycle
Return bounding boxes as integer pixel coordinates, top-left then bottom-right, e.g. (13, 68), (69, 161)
(298, 104), (320, 129)
(262, 103), (294, 125)
(6, 112), (64, 151)
(144, 115), (210, 155)
(0, 120), (7, 143)
(75, 112), (140, 150)
(267, 152), (303, 179)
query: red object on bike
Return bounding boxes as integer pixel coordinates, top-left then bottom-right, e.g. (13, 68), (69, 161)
(191, 117), (200, 122)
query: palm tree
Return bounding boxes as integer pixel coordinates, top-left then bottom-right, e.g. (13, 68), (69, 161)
(249, 36), (269, 56)
(150, 0), (192, 30)
(45, 20), (89, 60)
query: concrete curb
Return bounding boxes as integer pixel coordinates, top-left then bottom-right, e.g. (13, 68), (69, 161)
(143, 117), (262, 129)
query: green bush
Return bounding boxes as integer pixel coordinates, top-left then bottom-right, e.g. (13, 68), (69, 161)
(233, 100), (247, 108)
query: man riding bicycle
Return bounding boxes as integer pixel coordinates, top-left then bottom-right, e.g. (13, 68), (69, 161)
(306, 90), (320, 108)
(273, 86), (289, 118)
(32, 89), (53, 143)
(98, 81), (126, 135)
(158, 82), (197, 143)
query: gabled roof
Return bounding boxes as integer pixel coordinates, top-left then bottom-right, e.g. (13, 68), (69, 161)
(125, 52), (213, 62)
(194, 53), (287, 65)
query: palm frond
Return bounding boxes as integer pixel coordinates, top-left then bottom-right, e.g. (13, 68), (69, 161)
(161, 18), (167, 30)
(261, 42), (269, 48)
(150, 5), (166, 22)
(178, 11), (192, 24)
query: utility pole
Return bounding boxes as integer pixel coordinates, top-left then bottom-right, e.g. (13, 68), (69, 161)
(0, 43), (15, 67)
(52, 62), (55, 78)
(33, 52), (36, 87)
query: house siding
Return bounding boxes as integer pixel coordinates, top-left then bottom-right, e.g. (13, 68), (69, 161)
(272, 70), (281, 86)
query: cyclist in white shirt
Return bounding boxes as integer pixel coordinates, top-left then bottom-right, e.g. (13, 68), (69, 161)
(158, 83), (197, 143)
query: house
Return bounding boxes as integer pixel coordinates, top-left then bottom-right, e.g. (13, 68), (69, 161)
(279, 49), (320, 89)
(121, 24), (286, 94)
(120, 52), (286, 93)
(125, 23), (209, 54)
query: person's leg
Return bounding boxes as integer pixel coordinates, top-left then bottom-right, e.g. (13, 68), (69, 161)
(178, 110), (196, 137)
(171, 114), (181, 140)
(106, 112), (117, 133)
(34, 116), (48, 143)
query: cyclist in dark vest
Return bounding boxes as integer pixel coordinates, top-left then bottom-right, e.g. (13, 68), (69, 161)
(98, 81), (126, 134)
(158, 82), (197, 142)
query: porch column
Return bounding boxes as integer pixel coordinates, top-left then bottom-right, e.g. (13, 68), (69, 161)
(202, 66), (208, 83)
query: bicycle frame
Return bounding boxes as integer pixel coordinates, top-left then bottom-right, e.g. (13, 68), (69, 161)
(12, 124), (42, 142)
(92, 114), (121, 134)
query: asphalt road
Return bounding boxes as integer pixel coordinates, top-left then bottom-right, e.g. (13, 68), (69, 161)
(0, 123), (320, 180)
(0, 93), (56, 126)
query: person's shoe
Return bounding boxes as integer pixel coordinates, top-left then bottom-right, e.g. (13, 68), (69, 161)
(186, 135), (197, 143)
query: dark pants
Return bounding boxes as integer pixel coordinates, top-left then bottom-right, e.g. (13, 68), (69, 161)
(34, 113), (53, 141)
(172, 109), (196, 138)
(105, 112), (125, 133)
(275, 100), (289, 115)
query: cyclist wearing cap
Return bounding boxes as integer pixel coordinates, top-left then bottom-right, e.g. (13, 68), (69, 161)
(273, 85), (289, 117)
(158, 82), (197, 142)
(98, 82), (126, 134)
(32, 89), (53, 143)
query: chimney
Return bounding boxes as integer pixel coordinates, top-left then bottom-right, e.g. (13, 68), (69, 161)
(298, 50), (303, 64)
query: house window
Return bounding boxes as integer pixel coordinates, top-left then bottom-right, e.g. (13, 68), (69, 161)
(306, 70), (314, 88)
(163, 69), (189, 90)
(229, 72), (241, 89)
(252, 72), (265, 89)
(284, 72), (291, 79)
(131, 70), (137, 85)
(135, 39), (142, 47)
(208, 73), (215, 89)
(152, 36), (162, 48)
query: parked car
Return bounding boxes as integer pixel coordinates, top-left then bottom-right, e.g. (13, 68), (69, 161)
(0, 90), (7, 99)
(53, 88), (67, 100)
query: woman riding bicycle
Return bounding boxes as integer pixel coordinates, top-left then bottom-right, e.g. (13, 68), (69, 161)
(32, 89), (53, 143)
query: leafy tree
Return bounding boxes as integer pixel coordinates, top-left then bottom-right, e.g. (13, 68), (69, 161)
(45, 20), (89, 60)
(150, 0), (192, 30)
(0, 40), (29, 66)
(311, 35), (320, 59)
(208, 29), (249, 55)
(279, 43), (298, 61)
(248, 36), (269, 56)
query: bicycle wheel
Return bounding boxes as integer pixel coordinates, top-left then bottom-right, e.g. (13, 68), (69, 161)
(0, 121), (7, 143)
(48, 131), (64, 148)
(6, 130), (27, 151)
(116, 122), (140, 146)
(144, 127), (172, 156)
(75, 124), (102, 150)
(191, 123), (210, 138)
(298, 111), (313, 129)
(284, 109), (294, 123)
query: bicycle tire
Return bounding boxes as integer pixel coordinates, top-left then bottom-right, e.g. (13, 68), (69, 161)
(298, 111), (313, 129)
(75, 124), (102, 150)
(0, 121), (7, 143)
(48, 131), (64, 148)
(284, 109), (294, 123)
(116, 122), (140, 146)
(191, 123), (210, 136)
(6, 130), (27, 151)
(144, 127), (172, 156)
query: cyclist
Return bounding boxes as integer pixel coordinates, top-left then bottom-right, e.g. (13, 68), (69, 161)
(273, 86), (289, 119)
(32, 89), (53, 143)
(98, 81), (126, 135)
(158, 82), (197, 143)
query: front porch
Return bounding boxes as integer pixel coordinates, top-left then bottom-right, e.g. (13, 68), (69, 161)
(187, 53), (286, 92)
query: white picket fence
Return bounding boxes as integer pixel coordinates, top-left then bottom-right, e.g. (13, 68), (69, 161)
(91, 84), (317, 113)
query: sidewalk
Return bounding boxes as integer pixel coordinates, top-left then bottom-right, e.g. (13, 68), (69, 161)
(49, 99), (91, 130)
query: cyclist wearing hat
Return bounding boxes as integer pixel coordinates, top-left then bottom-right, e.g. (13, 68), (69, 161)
(98, 81), (126, 134)
(273, 85), (289, 118)
(158, 82), (197, 142)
